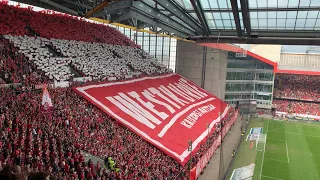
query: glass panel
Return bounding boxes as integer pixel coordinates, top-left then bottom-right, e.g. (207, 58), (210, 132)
(218, 0), (228, 8)
(259, 19), (268, 28)
(255, 84), (273, 92)
(288, 0), (300, 7)
(213, 12), (222, 19)
(297, 11), (308, 19)
(314, 19), (320, 29)
(307, 11), (319, 18)
(286, 19), (296, 27)
(189, 13), (199, 21)
(268, 0), (278, 8)
(250, 12), (258, 18)
(174, 0), (194, 9)
(278, 0), (289, 7)
(205, 12), (214, 19)
(226, 72), (255, 80)
(248, 0), (257, 8)
(215, 20), (224, 28)
(223, 20), (232, 28)
(310, 0), (320, 6)
(299, 0), (311, 6)
(207, 20), (216, 28)
(277, 19), (287, 27)
(287, 11), (297, 18)
(258, 12), (267, 18)
(200, 0), (210, 8)
(268, 19), (277, 28)
(210, 0), (219, 8)
(259, 0), (267, 8)
(230, 19), (236, 28)
(226, 0), (232, 8)
(256, 72), (273, 81)
(268, 12), (277, 18)
(277, 11), (287, 17)
(221, 12), (230, 19)
(251, 18), (259, 28)
(256, 94), (271, 101)
(237, 0), (241, 8)
(295, 19), (306, 27)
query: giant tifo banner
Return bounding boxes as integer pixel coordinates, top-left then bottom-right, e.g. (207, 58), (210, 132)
(73, 74), (229, 165)
(190, 111), (238, 180)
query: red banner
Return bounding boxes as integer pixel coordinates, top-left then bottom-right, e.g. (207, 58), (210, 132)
(73, 74), (229, 165)
(190, 111), (238, 179)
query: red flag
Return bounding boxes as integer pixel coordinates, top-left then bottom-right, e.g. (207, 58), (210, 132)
(41, 85), (54, 111)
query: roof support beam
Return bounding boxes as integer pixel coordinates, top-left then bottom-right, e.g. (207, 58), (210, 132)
(190, 0), (210, 36)
(240, 0), (251, 36)
(192, 36), (320, 45)
(85, 0), (117, 18)
(93, 0), (132, 17)
(230, 0), (242, 37)
(155, 0), (203, 33)
(131, 1), (195, 35)
(59, 0), (91, 9)
(96, 1), (194, 36)
(110, 9), (187, 37)
(39, 0), (78, 15)
(208, 30), (320, 38)
(185, 7), (320, 13)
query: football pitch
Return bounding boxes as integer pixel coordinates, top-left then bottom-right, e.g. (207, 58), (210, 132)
(229, 119), (320, 180)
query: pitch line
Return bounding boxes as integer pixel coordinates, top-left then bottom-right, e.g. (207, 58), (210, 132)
(267, 138), (286, 142)
(264, 157), (288, 163)
(261, 175), (284, 180)
(268, 130), (320, 139)
(285, 141), (289, 163)
(260, 120), (270, 180)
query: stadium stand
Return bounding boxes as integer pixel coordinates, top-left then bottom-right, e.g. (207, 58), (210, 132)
(0, 2), (138, 47)
(0, 86), (237, 179)
(0, 2), (238, 179)
(273, 73), (320, 118)
(4, 35), (170, 81)
(273, 100), (320, 116)
(274, 74), (320, 101)
(0, 36), (50, 85)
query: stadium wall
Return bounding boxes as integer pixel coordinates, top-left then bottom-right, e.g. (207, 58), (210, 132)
(176, 41), (228, 100)
(249, 44), (282, 63)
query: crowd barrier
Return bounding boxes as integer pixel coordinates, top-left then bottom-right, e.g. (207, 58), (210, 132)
(276, 111), (320, 120)
(189, 111), (239, 180)
(274, 96), (320, 103)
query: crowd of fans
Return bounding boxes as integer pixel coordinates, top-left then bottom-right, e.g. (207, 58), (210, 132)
(0, 36), (50, 85)
(0, 2), (138, 47)
(0, 2), (240, 179)
(273, 100), (320, 116)
(0, 86), (238, 179)
(273, 74), (320, 117)
(274, 74), (320, 101)
(0, 2), (170, 84)
(4, 35), (170, 82)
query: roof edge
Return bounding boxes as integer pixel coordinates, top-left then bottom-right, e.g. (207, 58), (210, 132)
(197, 43), (320, 76)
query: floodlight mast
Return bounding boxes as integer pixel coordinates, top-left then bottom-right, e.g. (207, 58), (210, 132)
(188, 140), (192, 172)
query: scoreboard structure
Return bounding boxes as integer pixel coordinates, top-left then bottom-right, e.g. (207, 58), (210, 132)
(238, 100), (257, 114)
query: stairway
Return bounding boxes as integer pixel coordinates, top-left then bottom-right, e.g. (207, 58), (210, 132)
(46, 44), (64, 57)
(25, 25), (39, 36)
(69, 65), (82, 78)
(126, 63), (135, 72)
(0, 75), (10, 84)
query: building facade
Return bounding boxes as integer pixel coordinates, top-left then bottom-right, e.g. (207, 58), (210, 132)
(224, 52), (275, 109)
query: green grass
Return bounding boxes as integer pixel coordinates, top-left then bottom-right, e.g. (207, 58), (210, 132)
(226, 118), (264, 179)
(229, 119), (320, 180)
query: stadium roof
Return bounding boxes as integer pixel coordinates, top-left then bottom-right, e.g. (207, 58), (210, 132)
(13, 0), (320, 45)
(200, 42), (320, 75)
